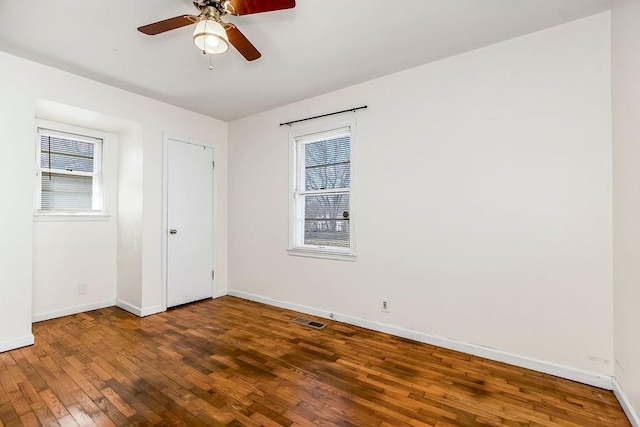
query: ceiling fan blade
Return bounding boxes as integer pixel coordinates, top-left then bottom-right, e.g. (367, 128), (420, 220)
(138, 15), (197, 35)
(227, 0), (295, 16)
(225, 24), (261, 61)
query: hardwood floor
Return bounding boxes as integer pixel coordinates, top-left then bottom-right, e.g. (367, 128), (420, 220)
(0, 296), (630, 426)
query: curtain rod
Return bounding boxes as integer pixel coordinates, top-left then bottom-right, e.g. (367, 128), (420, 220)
(279, 105), (368, 127)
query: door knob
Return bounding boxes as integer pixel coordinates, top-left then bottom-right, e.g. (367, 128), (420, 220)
(169, 229), (177, 235)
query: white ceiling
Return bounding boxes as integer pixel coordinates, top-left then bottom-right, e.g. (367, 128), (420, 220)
(0, 0), (610, 122)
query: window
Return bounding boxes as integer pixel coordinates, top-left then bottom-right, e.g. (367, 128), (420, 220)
(35, 124), (104, 215)
(289, 120), (356, 260)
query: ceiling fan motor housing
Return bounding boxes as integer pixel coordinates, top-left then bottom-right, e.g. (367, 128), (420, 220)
(194, 0), (230, 16)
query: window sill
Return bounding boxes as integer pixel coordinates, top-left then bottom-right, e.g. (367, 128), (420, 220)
(287, 248), (356, 262)
(33, 214), (111, 222)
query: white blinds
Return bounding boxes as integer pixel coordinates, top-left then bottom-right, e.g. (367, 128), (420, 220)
(38, 129), (103, 212)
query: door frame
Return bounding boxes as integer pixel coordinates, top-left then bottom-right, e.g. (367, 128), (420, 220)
(161, 134), (218, 311)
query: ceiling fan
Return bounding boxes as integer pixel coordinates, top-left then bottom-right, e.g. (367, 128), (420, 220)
(138, 0), (296, 61)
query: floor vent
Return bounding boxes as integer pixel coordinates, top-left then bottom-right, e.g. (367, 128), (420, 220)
(292, 317), (327, 329)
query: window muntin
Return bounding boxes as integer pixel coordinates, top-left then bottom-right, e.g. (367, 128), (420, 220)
(291, 124), (354, 257)
(37, 128), (104, 214)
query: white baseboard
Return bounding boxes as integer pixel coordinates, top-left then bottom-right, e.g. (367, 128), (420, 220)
(227, 289), (612, 390)
(32, 299), (116, 323)
(613, 379), (640, 427)
(116, 300), (163, 317)
(214, 289), (228, 298)
(116, 300), (143, 316)
(140, 305), (163, 317)
(0, 334), (35, 353)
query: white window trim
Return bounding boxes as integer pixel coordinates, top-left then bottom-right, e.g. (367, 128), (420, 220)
(34, 119), (111, 220)
(287, 118), (357, 261)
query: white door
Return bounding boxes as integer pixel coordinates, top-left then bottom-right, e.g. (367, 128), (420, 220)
(167, 138), (214, 307)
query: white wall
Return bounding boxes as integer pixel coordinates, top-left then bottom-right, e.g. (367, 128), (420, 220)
(612, 0), (640, 420)
(32, 218), (118, 320)
(0, 50), (228, 349)
(117, 126), (144, 311)
(30, 103), (141, 322)
(32, 126), (119, 321)
(0, 63), (36, 352)
(229, 14), (613, 376)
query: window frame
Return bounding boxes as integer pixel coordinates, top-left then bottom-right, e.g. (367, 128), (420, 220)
(34, 120), (109, 219)
(287, 119), (356, 261)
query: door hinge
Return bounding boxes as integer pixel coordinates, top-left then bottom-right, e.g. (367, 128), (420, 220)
(212, 161), (215, 169)
(212, 270), (215, 280)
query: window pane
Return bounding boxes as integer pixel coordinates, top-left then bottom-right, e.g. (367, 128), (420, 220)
(304, 194), (350, 248)
(40, 136), (94, 172)
(304, 136), (350, 167)
(304, 136), (350, 191)
(41, 152), (94, 172)
(41, 173), (92, 211)
(305, 163), (350, 191)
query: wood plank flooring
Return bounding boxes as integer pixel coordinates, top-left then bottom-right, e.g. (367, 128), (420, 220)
(0, 296), (630, 426)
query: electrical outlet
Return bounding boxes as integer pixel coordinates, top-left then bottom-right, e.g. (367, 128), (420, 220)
(78, 283), (87, 294)
(381, 298), (389, 313)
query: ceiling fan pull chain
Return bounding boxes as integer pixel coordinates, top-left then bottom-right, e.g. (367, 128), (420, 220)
(209, 54), (214, 71)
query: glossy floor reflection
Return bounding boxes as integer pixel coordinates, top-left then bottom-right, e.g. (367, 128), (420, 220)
(0, 296), (630, 426)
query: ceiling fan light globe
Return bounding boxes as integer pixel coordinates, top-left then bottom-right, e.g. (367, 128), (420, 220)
(206, 36), (219, 48)
(193, 19), (229, 54)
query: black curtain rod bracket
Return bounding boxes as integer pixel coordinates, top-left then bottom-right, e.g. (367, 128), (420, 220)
(280, 106), (368, 127)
